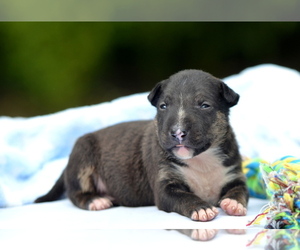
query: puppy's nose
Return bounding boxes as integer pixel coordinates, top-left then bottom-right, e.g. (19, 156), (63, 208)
(171, 129), (187, 142)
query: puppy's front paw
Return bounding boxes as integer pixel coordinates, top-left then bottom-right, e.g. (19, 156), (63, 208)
(220, 198), (247, 216)
(191, 229), (219, 241)
(88, 197), (113, 211)
(191, 207), (219, 221)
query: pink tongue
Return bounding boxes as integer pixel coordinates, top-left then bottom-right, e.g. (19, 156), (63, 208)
(176, 146), (190, 158)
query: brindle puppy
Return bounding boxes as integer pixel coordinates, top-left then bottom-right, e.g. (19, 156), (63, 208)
(35, 69), (249, 221)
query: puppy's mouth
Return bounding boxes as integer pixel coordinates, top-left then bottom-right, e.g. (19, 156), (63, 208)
(172, 144), (194, 159)
(172, 143), (211, 160)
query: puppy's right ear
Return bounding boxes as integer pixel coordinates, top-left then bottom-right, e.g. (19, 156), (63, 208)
(147, 80), (167, 107)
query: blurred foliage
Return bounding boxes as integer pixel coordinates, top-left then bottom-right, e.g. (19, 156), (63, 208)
(0, 22), (300, 116)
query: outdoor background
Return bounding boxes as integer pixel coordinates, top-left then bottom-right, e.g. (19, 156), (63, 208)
(1, 22), (300, 117)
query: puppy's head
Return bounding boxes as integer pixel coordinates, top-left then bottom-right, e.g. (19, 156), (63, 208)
(148, 69), (239, 160)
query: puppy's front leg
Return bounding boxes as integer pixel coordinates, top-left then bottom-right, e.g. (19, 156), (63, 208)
(218, 179), (249, 216)
(155, 170), (218, 221)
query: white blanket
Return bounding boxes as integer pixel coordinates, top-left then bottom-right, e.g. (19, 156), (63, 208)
(1, 64), (300, 208)
(0, 198), (266, 249)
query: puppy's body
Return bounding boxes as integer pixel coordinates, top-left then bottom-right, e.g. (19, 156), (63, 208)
(36, 69), (249, 221)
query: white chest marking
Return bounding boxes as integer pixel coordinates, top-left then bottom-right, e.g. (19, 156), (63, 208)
(177, 93), (185, 128)
(180, 148), (235, 205)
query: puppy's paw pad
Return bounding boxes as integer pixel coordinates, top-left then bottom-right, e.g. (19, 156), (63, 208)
(191, 207), (219, 221)
(191, 229), (219, 241)
(88, 197), (113, 211)
(220, 198), (247, 216)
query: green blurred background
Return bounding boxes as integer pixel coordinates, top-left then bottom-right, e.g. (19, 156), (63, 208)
(1, 22), (300, 117)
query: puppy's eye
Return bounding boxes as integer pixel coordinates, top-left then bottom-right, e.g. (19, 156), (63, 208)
(159, 103), (167, 110)
(200, 102), (211, 109)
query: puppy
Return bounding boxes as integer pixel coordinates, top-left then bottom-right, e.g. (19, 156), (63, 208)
(36, 69), (249, 221)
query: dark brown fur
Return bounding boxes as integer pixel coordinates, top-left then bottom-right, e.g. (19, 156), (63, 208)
(36, 69), (249, 220)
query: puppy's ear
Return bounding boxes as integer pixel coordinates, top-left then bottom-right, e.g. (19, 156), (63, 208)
(220, 81), (239, 107)
(148, 80), (167, 107)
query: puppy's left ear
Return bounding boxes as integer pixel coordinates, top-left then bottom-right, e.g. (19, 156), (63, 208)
(220, 81), (239, 107)
(148, 80), (167, 107)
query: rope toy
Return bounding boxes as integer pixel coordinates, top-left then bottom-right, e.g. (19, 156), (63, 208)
(246, 156), (300, 229)
(242, 157), (268, 199)
(247, 229), (300, 249)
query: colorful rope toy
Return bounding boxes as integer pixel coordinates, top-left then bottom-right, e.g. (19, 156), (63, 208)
(247, 156), (300, 229)
(242, 157), (268, 199)
(247, 229), (300, 249)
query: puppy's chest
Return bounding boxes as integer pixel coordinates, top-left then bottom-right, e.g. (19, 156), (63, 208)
(179, 149), (233, 205)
